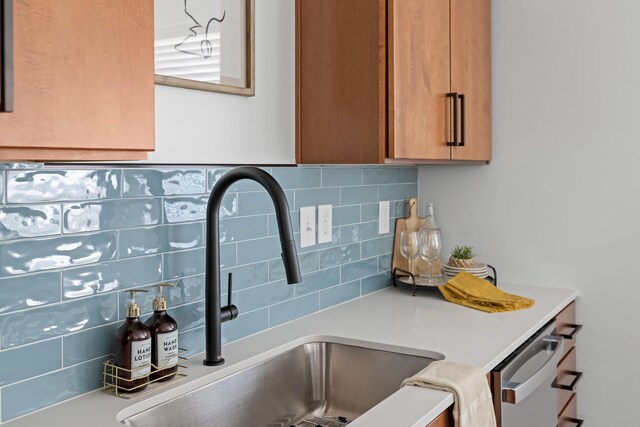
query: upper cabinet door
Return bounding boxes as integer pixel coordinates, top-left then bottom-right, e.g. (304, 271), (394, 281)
(450, 0), (492, 161)
(0, 0), (154, 161)
(388, 0), (451, 161)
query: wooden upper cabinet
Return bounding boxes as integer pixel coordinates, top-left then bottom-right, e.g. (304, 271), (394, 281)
(450, 0), (492, 161)
(0, 0), (154, 161)
(296, 0), (491, 164)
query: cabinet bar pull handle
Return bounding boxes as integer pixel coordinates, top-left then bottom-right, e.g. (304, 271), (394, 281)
(564, 418), (584, 427)
(1, 0), (13, 112)
(558, 323), (583, 340)
(552, 370), (583, 391)
(446, 93), (458, 146)
(459, 94), (465, 147)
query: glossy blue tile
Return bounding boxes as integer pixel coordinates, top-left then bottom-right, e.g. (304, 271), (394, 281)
(63, 323), (116, 366)
(378, 183), (418, 201)
(1, 356), (106, 422)
(163, 248), (205, 280)
(62, 255), (162, 299)
(394, 167), (418, 183)
(237, 236), (281, 264)
(340, 222), (378, 244)
(0, 232), (117, 278)
(333, 205), (360, 226)
(0, 204), (61, 240)
(319, 280), (361, 310)
(164, 195), (235, 224)
(340, 186), (378, 205)
(269, 293), (319, 327)
(0, 293), (118, 348)
(6, 170), (120, 203)
(318, 243), (360, 269)
(271, 168), (321, 189)
(394, 200), (409, 218)
(0, 339), (62, 386)
(295, 267), (341, 297)
(168, 300), (205, 332)
(236, 280), (294, 312)
(360, 203), (379, 221)
(341, 258), (379, 283)
(220, 262), (269, 292)
(128, 274), (206, 319)
(177, 327), (204, 357)
(122, 169), (206, 197)
(208, 168), (272, 192)
(118, 223), (203, 258)
(378, 254), (392, 272)
(361, 236), (394, 258)
(0, 171), (4, 203)
(0, 271), (61, 314)
(222, 308), (269, 345)
(294, 188), (340, 211)
(63, 199), (161, 233)
(269, 251), (319, 282)
(363, 168), (395, 185)
(321, 168), (363, 187)
(220, 215), (268, 243)
(362, 272), (393, 295)
(267, 211), (299, 236)
(237, 191), (294, 216)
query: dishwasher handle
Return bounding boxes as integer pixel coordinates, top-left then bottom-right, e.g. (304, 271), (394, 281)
(502, 335), (564, 404)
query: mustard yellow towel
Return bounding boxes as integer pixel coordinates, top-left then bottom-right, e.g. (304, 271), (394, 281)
(439, 272), (535, 313)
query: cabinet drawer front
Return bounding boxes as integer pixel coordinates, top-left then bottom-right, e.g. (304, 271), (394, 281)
(555, 301), (579, 357)
(555, 346), (578, 415)
(559, 392), (576, 424)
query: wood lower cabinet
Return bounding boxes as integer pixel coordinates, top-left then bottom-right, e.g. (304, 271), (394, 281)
(0, 0), (154, 161)
(296, 0), (491, 164)
(426, 407), (454, 427)
(554, 301), (584, 425)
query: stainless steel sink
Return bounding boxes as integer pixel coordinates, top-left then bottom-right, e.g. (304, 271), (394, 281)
(123, 341), (443, 427)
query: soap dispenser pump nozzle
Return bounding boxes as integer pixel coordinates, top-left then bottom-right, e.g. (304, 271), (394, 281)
(152, 283), (176, 311)
(124, 288), (148, 318)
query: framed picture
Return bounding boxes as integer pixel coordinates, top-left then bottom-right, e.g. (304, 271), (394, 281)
(154, 0), (255, 96)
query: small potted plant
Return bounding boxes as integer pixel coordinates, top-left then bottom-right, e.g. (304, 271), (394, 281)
(448, 245), (476, 268)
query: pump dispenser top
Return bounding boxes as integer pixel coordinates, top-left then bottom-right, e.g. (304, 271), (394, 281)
(125, 288), (147, 318)
(152, 283), (174, 311)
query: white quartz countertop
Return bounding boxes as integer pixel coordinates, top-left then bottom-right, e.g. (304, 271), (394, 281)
(5, 283), (578, 427)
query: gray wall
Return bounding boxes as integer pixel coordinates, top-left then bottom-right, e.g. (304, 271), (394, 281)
(150, 1), (295, 164)
(419, 0), (640, 424)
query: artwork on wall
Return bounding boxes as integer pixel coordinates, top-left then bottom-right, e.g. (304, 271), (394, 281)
(154, 0), (255, 96)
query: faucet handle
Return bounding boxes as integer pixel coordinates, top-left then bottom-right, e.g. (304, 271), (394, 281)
(221, 272), (238, 322)
(227, 272), (233, 308)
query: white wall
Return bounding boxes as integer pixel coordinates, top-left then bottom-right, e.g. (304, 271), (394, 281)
(419, 0), (640, 424)
(148, 1), (295, 164)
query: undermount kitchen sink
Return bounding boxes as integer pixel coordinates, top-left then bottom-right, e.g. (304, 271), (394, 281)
(122, 340), (443, 427)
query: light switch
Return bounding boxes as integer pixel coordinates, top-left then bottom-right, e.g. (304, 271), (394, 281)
(379, 201), (390, 234)
(318, 204), (332, 244)
(300, 206), (316, 248)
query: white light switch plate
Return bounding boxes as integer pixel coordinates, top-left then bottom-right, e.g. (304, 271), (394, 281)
(379, 201), (390, 234)
(318, 204), (332, 244)
(300, 206), (316, 248)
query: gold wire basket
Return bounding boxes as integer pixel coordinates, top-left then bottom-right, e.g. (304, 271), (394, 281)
(102, 348), (188, 399)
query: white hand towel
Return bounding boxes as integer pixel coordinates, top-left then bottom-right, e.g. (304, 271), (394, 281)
(402, 360), (497, 427)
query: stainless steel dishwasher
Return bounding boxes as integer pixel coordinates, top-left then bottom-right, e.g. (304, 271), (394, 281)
(491, 321), (564, 427)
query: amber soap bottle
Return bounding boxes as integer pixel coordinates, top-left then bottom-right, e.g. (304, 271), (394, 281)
(113, 289), (152, 391)
(145, 283), (179, 381)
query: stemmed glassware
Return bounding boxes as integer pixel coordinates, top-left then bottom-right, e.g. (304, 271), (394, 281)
(419, 228), (442, 285)
(399, 231), (420, 274)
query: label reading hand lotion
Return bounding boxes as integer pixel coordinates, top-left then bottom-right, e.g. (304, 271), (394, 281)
(131, 339), (152, 379)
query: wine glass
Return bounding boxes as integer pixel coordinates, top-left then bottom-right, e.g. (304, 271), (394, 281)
(419, 228), (442, 284)
(399, 231), (419, 274)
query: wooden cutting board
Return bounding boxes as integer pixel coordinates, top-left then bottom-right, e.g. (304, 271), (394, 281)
(391, 197), (441, 276)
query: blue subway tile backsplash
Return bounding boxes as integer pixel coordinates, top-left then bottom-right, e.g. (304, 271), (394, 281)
(0, 164), (416, 422)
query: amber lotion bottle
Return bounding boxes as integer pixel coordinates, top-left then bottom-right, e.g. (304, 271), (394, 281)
(114, 289), (152, 391)
(145, 283), (179, 381)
